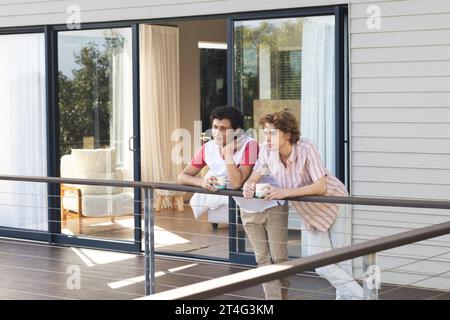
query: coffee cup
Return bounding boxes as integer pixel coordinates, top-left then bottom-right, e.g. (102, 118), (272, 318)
(215, 176), (227, 190)
(255, 183), (270, 198)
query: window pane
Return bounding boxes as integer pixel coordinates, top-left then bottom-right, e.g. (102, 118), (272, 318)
(234, 16), (336, 171)
(0, 33), (48, 231)
(234, 16), (336, 259)
(58, 28), (134, 239)
(200, 46), (228, 132)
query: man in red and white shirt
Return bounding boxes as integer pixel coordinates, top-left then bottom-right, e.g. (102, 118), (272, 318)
(243, 111), (364, 300)
(178, 106), (290, 300)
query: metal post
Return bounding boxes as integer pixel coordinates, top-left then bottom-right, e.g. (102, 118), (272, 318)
(228, 196), (237, 261)
(144, 188), (155, 295)
(363, 253), (379, 300)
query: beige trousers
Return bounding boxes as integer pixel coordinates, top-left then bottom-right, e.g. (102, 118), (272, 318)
(240, 204), (290, 300)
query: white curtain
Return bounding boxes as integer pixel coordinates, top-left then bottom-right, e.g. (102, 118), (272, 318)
(110, 29), (134, 181)
(300, 16), (353, 271)
(0, 33), (48, 230)
(140, 25), (181, 183)
(300, 16), (336, 172)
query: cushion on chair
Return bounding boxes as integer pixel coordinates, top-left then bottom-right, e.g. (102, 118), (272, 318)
(81, 192), (134, 217)
(70, 148), (117, 174)
(63, 192), (134, 217)
(60, 154), (76, 178)
(61, 149), (123, 195)
(60, 148), (135, 217)
(75, 171), (123, 195)
(207, 206), (229, 224)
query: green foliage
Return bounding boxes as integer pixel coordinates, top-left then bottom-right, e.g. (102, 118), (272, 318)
(58, 32), (125, 156)
(234, 19), (303, 129)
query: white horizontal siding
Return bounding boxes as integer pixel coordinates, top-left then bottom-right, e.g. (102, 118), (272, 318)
(352, 106), (450, 121)
(351, 0), (450, 18)
(353, 225), (450, 245)
(350, 0), (450, 290)
(352, 29), (450, 48)
(353, 92), (450, 108)
(352, 181), (450, 200)
(353, 123), (450, 139)
(354, 207), (450, 224)
(354, 240), (450, 262)
(351, 12), (450, 33)
(352, 108), (450, 122)
(352, 137), (450, 154)
(353, 255), (450, 291)
(352, 45), (450, 63)
(352, 152), (450, 169)
(352, 61), (450, 78)
(0, 0), (345, 27)
(352, 77), (450, 93)
(352, 167), (450, 185)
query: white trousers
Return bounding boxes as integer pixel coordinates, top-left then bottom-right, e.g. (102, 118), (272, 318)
(302, 205), (364, 300)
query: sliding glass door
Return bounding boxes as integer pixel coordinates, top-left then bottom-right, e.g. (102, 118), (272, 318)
(0, 33), (48, 233)
(234, 16), (337, 171)
(57, 28), (138, 245)
(231, 13), (342, 264)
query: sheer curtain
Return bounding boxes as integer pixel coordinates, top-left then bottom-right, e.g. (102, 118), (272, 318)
(300, 16), (353, 273)
(300, 16), (336, 172)
(139, 25), (181, 184)
(0, 34), (48, 230)
(110, 29), (134, 181)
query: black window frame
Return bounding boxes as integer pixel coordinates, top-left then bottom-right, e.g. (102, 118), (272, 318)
(227, 5), (348, 265)
(0, 4), (349, 262)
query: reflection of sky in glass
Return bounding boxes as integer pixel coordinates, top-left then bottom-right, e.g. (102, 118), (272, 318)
(237, 17), (301, 29)
(243, 47), (257, 75)
(237, 17), (305, 77)
(290, 51), (302, 74)
(58, 28), (130, 80)
(58, 35), (106, 79)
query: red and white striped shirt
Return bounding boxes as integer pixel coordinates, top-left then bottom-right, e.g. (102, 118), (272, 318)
(253, 138), (348, 232)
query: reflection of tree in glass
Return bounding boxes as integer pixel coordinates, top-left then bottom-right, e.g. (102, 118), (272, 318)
(234, 19), (302, 130)
(59, 31), (125, 156)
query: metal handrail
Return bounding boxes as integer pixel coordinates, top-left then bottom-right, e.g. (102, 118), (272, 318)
(139, 220), (450, 300)
(139, 221), (450, 300)
(1, 174), (450, 210)
(1, 174), (450, 299)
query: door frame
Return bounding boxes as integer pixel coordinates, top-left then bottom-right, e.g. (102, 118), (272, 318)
(227, 5), (349, 264)
(0, 3), (349, 261)
(49, 22), (142, 252)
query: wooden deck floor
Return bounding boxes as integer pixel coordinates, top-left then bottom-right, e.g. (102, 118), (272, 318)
(61, 206), (302, 260)
(0, 237), (449, 300)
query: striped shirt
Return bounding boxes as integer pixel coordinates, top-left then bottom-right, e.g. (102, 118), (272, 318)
(253, 138), (349, 232)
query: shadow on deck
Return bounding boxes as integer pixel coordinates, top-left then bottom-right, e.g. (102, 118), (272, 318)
(0, 238), (448, 300)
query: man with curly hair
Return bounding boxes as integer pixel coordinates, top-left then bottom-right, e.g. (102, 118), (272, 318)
(243, 111), (364, 300)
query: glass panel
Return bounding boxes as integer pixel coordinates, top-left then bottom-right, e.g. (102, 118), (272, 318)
(200, 45), (228, 132)
(58, 28), (134, 241)
(234, 16), (336, 259)
(0, 33), (48, 231)
(138, 21), (230, 260)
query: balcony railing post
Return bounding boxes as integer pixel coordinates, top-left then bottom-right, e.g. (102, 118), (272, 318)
(363, 252), (379, 300)
(144, 187), (155, 295)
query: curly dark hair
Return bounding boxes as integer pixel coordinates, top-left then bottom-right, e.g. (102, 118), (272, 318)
(259, 111), (300, 144)
(210, 105), (244, 130)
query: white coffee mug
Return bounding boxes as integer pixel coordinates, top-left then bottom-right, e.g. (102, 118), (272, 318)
(216, 176), (227, 190)
(255, 183), (270, 198)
